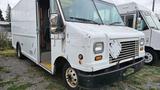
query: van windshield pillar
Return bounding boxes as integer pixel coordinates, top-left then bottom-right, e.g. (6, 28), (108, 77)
(50, 0), (57, 14)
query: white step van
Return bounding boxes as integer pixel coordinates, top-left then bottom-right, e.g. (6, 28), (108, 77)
(118, 2), (160, 65)
(156, 14), (160, 22)
(11, 0), (145, 89)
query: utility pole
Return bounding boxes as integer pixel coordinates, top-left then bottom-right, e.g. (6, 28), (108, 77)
(152, 0), (155, 12)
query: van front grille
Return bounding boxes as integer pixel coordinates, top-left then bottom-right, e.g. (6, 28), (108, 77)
(110, 40), (139, 63)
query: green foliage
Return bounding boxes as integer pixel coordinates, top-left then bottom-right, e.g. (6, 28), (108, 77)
(6, 4), (11, 22)
(0, 32), (12, 51)
(0, 80), (15, 87)
(0, 66), (10, 73)
(0, 50), (16, 57)
(7, 83), (33, 90)
(123, 66), (160, 90)
(0, 9), (4, 21)
(0, 76), (18, 88)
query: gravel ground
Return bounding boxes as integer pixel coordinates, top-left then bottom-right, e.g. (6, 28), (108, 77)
(0, 56), (160, 90)
(0, 56), (65, 90)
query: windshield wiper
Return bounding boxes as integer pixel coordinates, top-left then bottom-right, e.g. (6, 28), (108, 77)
(70, 17), (100, 25)
(109, 22), (122, 25)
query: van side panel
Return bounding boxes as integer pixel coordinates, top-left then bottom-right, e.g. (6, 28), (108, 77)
(151, 30), (160, 50)
(11, 0), (38, 62)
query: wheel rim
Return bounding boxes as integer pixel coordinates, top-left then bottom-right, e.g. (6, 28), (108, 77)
(65, 67), (78, 88)
(144, 52), (153, 63)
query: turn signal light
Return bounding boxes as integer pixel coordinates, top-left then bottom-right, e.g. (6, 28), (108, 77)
(95, 55), (103, 61)
(140, 47), (144, 51)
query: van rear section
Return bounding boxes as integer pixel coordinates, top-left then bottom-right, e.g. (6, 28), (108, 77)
(11, 0), (145, 89)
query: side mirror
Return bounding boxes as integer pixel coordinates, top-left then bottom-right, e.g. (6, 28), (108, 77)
(137, 17), (142, 24)
(137, 17), (142, 30)
(50, 14), (58, 33)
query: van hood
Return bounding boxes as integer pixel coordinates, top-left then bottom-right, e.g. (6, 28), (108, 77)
(67, 22), (144, 39)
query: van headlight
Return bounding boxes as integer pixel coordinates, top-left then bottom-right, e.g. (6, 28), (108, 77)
(93, 42), (104, 54)
(140, 38), (145, 51)
(140, 38), (145, 46)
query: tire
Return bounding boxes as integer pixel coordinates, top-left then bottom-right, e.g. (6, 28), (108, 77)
(16, 44), (24, 59)
(62, 63), (79, 90)
(144, 48), (158, 65)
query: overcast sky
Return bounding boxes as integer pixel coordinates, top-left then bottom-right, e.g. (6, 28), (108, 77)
(0, 0), (160, 18)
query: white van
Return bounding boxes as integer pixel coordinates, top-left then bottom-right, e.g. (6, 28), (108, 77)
(11, 0), (145, 89)
(156, 14), (160, 22)
(118, 2), (160, 65)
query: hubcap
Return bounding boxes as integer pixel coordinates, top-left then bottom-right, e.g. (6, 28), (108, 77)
(65, 67), (78, 88)
(144, 52), (153, 63)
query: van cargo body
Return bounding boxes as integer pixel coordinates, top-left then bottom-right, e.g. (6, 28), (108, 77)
(118, 2), (160, 65)
(11, 0), (145, 89)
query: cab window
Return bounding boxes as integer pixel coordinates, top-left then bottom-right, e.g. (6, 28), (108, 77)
(125, 15), (134, 28)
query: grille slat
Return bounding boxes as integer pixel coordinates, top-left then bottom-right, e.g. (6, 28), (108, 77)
(122, 49), (139, 52)
(110, 40), (139, 63)
(119, 52), (136, 56)
(110, 53), (135, 59)
(113, 55), (136, 59)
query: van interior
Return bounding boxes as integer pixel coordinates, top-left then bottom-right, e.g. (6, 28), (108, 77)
(37, 0), (51, 70)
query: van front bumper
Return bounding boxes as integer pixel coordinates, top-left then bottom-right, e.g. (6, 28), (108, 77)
(78, 58), (144, 88)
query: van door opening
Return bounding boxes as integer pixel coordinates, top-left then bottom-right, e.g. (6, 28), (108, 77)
(38, 0), (51, 70)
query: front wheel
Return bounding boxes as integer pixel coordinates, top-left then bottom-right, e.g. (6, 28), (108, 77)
(63, 63), (79, 90)
(144, 49), (158, 65)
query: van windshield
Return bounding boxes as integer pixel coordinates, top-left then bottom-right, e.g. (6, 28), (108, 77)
(59, 0), (124, 25)
(141, 11), (160, 30)
(94, 0), (124, 25)
(59, 0), (102, 24)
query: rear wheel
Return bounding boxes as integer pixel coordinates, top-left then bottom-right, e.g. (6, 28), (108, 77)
(144, 48), (158, 65)
(63, 63), (79, 90)
(16, 44), (24, 59)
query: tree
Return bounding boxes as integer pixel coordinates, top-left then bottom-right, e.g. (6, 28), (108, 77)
(6, 4), (11, 22)
(0, 9), (4, 21)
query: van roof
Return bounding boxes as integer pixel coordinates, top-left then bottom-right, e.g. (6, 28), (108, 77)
(13, 0), (115, 10)
(118, 2), (151, 14)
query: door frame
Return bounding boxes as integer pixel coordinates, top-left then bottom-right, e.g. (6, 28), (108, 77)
(36, 0), (53, 73)
(36, 0), (41, 64)
(139, 11), (152, 46)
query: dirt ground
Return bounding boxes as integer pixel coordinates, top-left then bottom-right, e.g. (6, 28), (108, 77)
(0, 56), (160, 90)
(0, 56), (65, 90)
